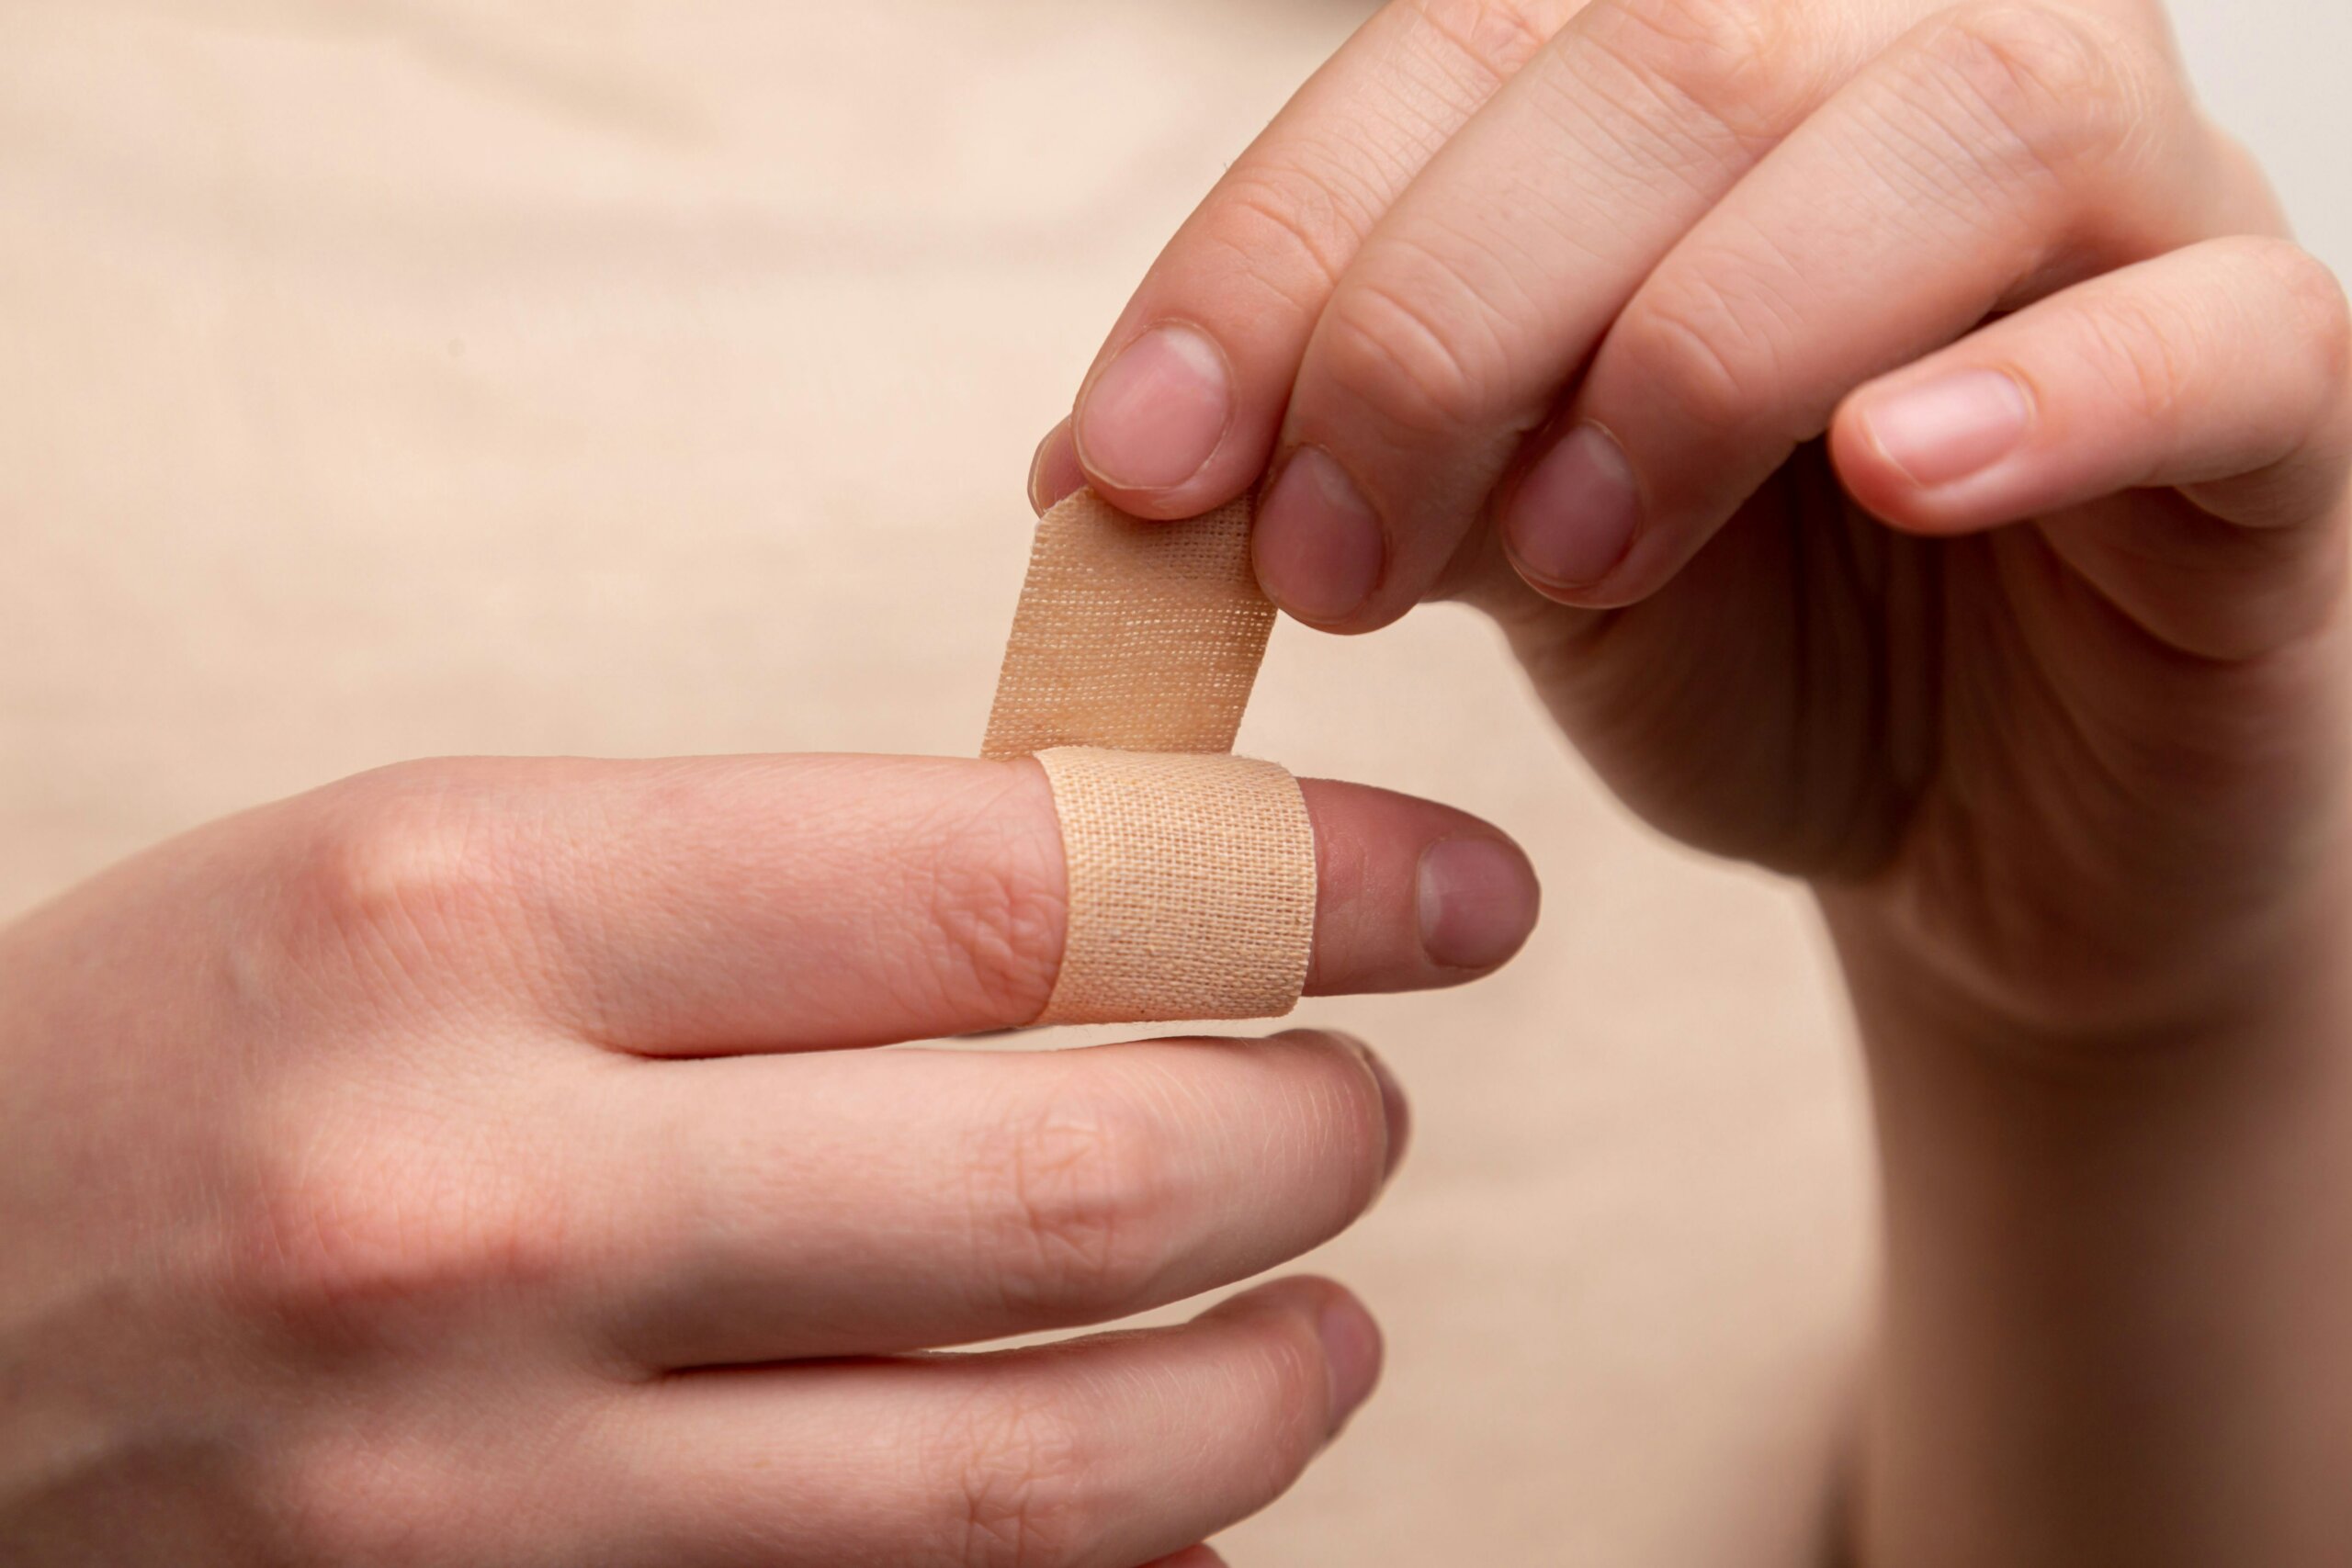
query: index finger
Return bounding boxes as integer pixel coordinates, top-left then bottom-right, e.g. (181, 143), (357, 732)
(285, 753), (1539, 1055)
(1057, 0), (1575, 519)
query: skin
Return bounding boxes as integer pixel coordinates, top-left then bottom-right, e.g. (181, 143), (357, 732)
(0, 753), (1538, 1564)
(1035, 0), (2352, 1561)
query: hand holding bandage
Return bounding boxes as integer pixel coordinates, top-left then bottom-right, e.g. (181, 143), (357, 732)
(985, 489), (1535, 1025)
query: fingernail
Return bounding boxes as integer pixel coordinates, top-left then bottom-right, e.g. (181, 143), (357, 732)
(1074, 324), (1233, 491)
(1252, 446), (1385, 624)
(1317, 1292), (1384, 1433)
(1417, 837), (1540, 971)
(1027, 418), (1082, 514)
(1504, 423), (1641, 590)
(1859, 368), (2033, 489)
(1364, 1046), (1411, 1182)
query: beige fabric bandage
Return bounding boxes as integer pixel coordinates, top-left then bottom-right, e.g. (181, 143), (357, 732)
(981, 489), (1317, 1026)
(1029, 746), (1315, 1025)
(982, 491), (1273, 759)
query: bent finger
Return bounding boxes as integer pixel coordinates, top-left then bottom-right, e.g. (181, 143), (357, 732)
(1255, 0), (1916, 631)
(594, 1029), (1404, 1367)
(603, 1279), (1378, 1568)
(1057, 0), (1575, 519)
(1836, 236), (2352, 534)
(1834, 237), (2352, 658)
(1505, 1), (2224, 609)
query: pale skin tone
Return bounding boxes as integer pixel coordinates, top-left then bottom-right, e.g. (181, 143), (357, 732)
(1033, 0), (2352, 1561)
(12, 1), (2352, 1564)
(0, 754), (1540, 1564)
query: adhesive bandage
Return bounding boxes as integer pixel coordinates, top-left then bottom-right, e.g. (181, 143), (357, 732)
(982, 491), (1275, 760)
(981, 489), (1317, 1025)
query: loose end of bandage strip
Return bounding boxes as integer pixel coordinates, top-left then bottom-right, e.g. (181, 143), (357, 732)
(981, 490), (1272, 761)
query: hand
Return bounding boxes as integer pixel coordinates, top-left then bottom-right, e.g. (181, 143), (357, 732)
(1033, 0), (2352, 1049)
(1037, 6), (2352, 1559)
(0, 753), (1537, 1566)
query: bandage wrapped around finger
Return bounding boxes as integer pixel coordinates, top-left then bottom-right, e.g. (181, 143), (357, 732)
(981, 491), (1317, 1026)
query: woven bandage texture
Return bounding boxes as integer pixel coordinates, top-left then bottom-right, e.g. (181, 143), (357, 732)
(1031, 746), (1317, 1026)
(981, 490), (1272, 760)
(979, 488), (1317, 1025)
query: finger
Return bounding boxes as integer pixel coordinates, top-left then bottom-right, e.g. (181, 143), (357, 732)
(1831, 238), (2352, 659)
(594, 1029), (1405, 1367)
(1503, 1), (2246, 608)
(1837, 238), (2352, 534)
(292, 755), (1538, 1054)
(1029, 415), (1087, 515)
(1058, 0), (1576, 519)
(1143, 1551), (1228, 1568)
(596, 1279), (1379, 1568)
(1254, 0), (1915, 630)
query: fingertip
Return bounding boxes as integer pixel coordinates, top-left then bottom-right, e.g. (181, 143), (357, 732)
(1360, 1040), (1411, 1182)
(1210, 1275), (1384, 1435)
(1314, 1287), (1384, 1431)
(1825, 407), (1930, 533)
(1499, 422), (1644, 604)
(1416, 834), (1540, 973)
(1268, 1026), (1411, 1184)
(1501, 555), (1652, 611)
(1034, 409), (1259, 525)
(1252, 446), (1390, 627)
(1828, 369), (2041, 537)
(1298, 778), (1541, 995)
(1028, 417), (1087, 515)
(1073, 321), (1242, 513)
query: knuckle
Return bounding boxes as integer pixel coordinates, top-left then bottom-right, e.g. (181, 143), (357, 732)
(1200, 159), (1367, 312)
(218, 1127), (574, 1359)
(933, 1390), (1094, 1568)
(286, 765), (526, 957)
(2075, 288), (2199, 432)
(1581, 0), (1819, 149)
(1611, 274), (1775, 437)
(1315, 266), (1506, 438)
(1913, 2), (2154, 184)
(975, 1070), (1181, 1320)
(922, 784), (1068, 1021)
(1403, 0), (1570, 85)
(2241, 237), (2352, 389)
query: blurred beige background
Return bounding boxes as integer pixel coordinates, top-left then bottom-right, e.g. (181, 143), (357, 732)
(3, 2), (2343, 1562)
